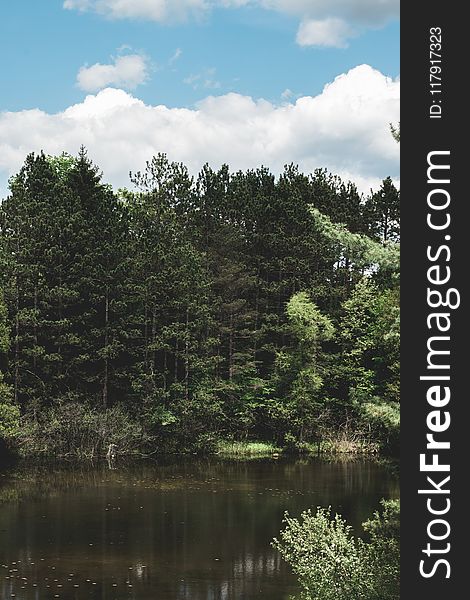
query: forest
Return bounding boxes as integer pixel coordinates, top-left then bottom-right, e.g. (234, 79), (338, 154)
(0, 149), (400, 458)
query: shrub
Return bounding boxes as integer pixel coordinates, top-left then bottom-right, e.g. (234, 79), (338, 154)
(273, 499), (399, 600)
(0, 402), (20, 453)
(18, 402), (150, 458)
(362, 499), (400, 599)
(361, 401), (400, 454)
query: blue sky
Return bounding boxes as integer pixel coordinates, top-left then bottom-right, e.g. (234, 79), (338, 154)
(0, 1), (399, 195)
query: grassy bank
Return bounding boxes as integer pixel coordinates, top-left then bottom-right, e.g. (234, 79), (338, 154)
(215, 440), (282, 458)
(215, 436), (382, 459)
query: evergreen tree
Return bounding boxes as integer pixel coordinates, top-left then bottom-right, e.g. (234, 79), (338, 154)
(365, 177), (400, 243)
(0, 150), (400, 455)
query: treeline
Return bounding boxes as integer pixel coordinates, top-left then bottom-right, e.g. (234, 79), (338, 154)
(0, 150), (399, 456)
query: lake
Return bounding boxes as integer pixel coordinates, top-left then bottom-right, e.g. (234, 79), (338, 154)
(0, 457), (398, 600)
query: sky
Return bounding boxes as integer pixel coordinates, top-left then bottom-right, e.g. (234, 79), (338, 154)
(0, 1), (399, 196)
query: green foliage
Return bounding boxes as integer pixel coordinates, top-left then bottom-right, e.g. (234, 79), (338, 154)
(273, 499), (400, 600)
(287, 292), (335, 347)
(0, 402), (20, 441)
(0, 288), (19, 448)
(274, 293), (334, 446)
(363, 498), (400, 542)
(362, 499), (400, 599)
(47, 152), (77, 181)
(360, 401), (400, 453)
(0, 289), (9, 355)
(0, 151), (399, 456)
(367, 177), (400, 243)
(18, 402), (149, 459)
(216, 440), (281, 457)
(274, 507), (368, 600)
(310, 207), (400, 272)
(390, 123), (400, 143)
(333, 277), (399, 407)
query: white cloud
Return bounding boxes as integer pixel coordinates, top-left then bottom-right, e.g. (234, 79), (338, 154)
(63, 0), (209, 22)
(169, 48), (183, 64)
(265, 0), (398, 47)
(77, 54), (149, 92)
(259, 1), (398, 25)
(296, 18), (354, 48)
(0, 65), (399, 197)
(63, 0), (399, 45)
(184, 67), (221, 90)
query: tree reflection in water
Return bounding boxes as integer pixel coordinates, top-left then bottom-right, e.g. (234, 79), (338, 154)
(0, 457), (398, 600)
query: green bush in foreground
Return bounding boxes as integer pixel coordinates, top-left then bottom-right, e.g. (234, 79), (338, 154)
(273, 499), (399, 600)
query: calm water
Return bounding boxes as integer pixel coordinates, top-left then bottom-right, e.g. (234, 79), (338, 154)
(0, 458), (398, 600)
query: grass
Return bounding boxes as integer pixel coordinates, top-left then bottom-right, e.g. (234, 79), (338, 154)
(215, 440), (282, 457)
(215, 436), (378, 458)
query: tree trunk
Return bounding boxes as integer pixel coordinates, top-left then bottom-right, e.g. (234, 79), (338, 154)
(33, 283), (38, 369)
(14, 276), (19, 404)
(174, 338), (179, 383)
(184, 307), (189, 402)
(151, 306), (157, 377)
(383, 211), (389, 244)
(58, 267), (62, 372)
(144, 300), (149, 370)
(163, 349), (167, 391)
(102, 286), (109, 408)
(253, 263), (260, 363)
(229, 310), (234, 381)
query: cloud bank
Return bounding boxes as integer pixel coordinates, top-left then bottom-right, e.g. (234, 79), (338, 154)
(63, 0), (399, 47)
(0, 65), (399, 196)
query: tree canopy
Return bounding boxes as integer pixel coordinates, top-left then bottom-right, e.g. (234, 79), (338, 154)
(0, 151), (400, 455)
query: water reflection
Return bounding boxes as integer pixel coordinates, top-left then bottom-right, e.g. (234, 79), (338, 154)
(0, 458), (398, 600)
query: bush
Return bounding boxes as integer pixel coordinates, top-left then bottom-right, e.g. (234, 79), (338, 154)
(18, 402), (150, 459)
(361, 401), (400, 454)
(0, 401), (20, 454)
(273, 499), (399, 600)
(362, 499), (400, 599)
